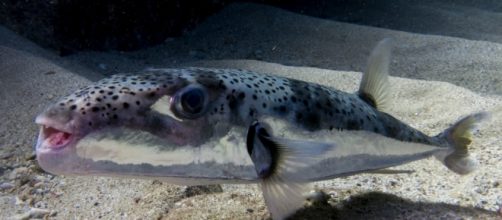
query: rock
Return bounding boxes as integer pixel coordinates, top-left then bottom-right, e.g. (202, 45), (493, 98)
(11, 208), (52, 220)
(0, 152), (14, 159)
(183, 185), (223, 198)
(8, 167), (29, 180)
(24, 151), (36, 161)
(12, 212), (30, 220)
(29, 208), (51, 218)
(0, 182), (14, 190)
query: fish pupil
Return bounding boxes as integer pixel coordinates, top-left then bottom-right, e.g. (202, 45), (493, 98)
(181, 89), (204, 113)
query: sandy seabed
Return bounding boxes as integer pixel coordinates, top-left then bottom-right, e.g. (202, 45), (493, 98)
(1, 3), (501, 220)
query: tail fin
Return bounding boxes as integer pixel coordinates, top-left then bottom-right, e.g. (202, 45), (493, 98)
(435, 112), (489, 175)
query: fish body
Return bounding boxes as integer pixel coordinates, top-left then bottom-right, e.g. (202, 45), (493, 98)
(35, 39), (487, 219)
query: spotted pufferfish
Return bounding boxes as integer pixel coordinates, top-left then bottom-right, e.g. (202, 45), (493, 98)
(35, 39), (488, 219)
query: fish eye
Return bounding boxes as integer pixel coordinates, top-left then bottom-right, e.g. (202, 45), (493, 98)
(171, 84), (209, 119)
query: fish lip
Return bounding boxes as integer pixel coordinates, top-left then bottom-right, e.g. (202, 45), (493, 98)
(35, 115), (74, 134)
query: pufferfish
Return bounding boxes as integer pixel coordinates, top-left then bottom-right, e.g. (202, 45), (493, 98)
(35, 39), (488, 219)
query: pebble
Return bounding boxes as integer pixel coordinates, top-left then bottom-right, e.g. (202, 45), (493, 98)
(24, 151), (36, 161)
(8, 167), (29, 180)
(13, 208), (53, 220)
(0, 152), (14, 159)
(0, 182), (14, 190)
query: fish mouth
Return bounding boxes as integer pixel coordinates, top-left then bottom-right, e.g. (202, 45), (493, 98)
(35, 114), (92, 176)
(35, 115), (76, 152)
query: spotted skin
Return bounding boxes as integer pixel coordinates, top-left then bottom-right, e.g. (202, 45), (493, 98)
(48, 67), (436, 147)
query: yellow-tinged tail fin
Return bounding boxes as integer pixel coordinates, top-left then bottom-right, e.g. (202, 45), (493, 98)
(435, 112), (490, 174)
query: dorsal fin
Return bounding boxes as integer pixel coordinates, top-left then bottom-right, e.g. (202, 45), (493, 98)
(358, 38), (393, 111)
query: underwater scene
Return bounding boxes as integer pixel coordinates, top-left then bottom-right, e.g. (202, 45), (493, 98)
(1, 1), (501, 219)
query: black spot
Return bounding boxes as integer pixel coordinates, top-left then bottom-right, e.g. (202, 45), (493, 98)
(228, 96), (238, 110)
(112, 95), (119, 100)
(291, 96), (297, 103)
(262, 103), (267, 108)
(70, 105), (77, 110)
(252, 94), (257, 100)
(238, 92), (245, 100)
(113, 114), (118, 119)
(249, 108), (256, 117)
(91, 107), (100, 112)
(123, 103), (129, 109)
(136, 101), (141, 106)
(96, 98), (102, 102)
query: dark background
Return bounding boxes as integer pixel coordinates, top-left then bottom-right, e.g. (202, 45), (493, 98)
(1, 0), (501, 53)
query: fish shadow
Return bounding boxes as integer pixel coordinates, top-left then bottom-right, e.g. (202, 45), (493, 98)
(289, 191), (499, 220)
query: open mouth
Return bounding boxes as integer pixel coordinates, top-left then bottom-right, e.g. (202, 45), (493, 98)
(41, 125), (73, 149)
(35, 115), (75, 151)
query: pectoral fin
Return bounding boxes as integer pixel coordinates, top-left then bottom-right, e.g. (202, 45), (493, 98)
(247, 121), (331, 219)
